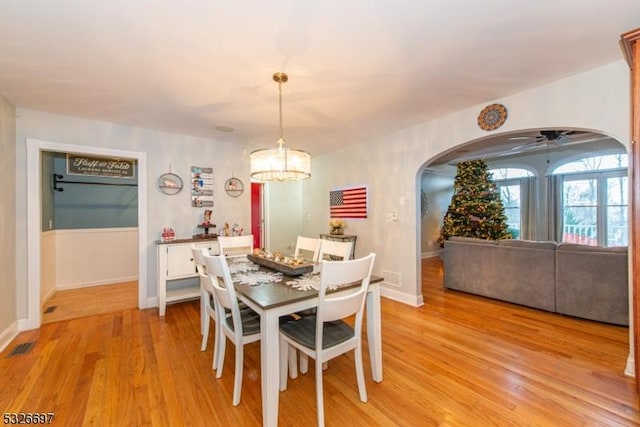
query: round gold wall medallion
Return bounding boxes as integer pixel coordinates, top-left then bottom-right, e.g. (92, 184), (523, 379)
(478, 103), (507, 131)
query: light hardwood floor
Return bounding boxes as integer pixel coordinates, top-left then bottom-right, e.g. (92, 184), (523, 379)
(1, 258), (638, 425)
(42, 281), (138, 324)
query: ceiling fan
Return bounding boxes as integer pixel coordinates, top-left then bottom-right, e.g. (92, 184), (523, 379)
(509, 129), (591, 153)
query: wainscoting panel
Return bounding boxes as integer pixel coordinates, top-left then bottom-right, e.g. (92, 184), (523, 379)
(54, 228), (138, 289)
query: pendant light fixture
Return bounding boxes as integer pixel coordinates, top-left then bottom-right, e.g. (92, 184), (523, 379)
(250, 72), (311, 182)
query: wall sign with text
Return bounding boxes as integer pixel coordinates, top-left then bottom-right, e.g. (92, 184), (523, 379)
(191, 166), (213, 207)
(66, 154), (136, 178)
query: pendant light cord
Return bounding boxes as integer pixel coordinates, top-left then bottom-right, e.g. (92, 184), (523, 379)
(278, 78), (284, 142)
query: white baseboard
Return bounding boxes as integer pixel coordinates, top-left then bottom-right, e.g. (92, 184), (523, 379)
(147, 297), (158, 309)
(625, 352), (635, 377)
(18, 318), (38, 331)
(0, 321), (19, 353)
(41, 286), (56, 305)
(57, 276), (138, 291)
(380, 286), (424, 307)
(421, 249), (442, 259)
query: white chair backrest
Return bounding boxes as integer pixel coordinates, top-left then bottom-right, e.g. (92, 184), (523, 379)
(294, 236), (321, 262)
(203, 254), (236, 309)
(191, 246), (208, 277)
(218, 235), (253, 257)
(203, 253), (247, 335)
(317, 253), (376, 324)
(192, 247), (215, 293)
(318, 239), (352, 261)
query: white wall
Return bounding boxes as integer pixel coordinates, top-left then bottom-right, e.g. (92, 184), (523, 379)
(421, 171), (455, 256)
(302, 61), (631, 306)
(265, 180), (303, 254)
(15, 110), (252, 318)
(0, 94), (17, 350)
(9, 60), (633, 320)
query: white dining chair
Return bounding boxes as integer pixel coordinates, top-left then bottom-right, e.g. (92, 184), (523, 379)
(318, 239), (352, 261)
(191, 247), (221, 370)
(279, 253), (376, 427)
(218, 235), (254, 257)
(294, 236), (321, 263)
(203, 252), (261, 406)
(294, 238), (353, 375)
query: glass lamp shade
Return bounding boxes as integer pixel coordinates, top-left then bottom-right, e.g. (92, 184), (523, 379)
(250, 144), (311, 182)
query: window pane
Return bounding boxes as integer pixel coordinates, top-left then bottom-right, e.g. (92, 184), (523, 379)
(607, 206), (628, 246)
(606, 176), (628, 246)
(607, 176), (628, 205)
(562, 179), (597, 245)
(553, 153), (628, 174)
(489, 168), (533, 179)
(499, 184), (520, 239)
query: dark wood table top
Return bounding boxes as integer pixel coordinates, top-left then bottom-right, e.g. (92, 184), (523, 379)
(233, 267), (382, 311)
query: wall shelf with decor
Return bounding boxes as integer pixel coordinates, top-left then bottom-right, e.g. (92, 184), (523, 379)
(157, 172), (183, 195)
(224, 177), (244, 197)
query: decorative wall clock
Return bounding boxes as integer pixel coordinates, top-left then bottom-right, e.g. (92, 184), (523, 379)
(477, 103), (508, 131)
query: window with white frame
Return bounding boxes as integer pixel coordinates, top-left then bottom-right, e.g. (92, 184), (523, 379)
(552, 153), (628, 247)
(489, 168), (534, 240)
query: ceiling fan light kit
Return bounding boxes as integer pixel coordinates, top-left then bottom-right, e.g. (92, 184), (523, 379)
(249, 72), (311, 182)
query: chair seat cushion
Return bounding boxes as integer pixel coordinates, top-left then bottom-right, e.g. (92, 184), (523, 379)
(280, 316), (354, 349)
(225, 307), (261, 336)
(224, 306), (294, 336)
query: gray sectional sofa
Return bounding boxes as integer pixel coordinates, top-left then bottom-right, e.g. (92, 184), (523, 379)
(442, 236), (629, 325)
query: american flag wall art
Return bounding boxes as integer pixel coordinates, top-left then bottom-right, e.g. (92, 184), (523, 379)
(330, 186), (367, 219)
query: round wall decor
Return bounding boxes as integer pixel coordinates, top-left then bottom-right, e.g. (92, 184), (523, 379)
(158, 172), (183, 195)
(224, 177), (244, 197)
(477, 103), (508, 131)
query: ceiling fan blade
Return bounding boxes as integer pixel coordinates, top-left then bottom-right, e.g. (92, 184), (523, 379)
(510, 140), (547, 152)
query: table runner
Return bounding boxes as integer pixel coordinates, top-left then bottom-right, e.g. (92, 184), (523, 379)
(229, 255), (351, 291)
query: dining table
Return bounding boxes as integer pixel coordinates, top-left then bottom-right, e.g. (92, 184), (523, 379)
(227, 256), (383, 427)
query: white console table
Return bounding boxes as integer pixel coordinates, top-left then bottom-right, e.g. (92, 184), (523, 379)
(156, 238), (219, 316)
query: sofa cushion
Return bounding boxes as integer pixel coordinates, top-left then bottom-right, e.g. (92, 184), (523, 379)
(556, 242), (628, 254)
(497, 239), (557, 250)
(555, 244), (628, 325)
(444, 238), (556, 312)
(448, 236), (497, 245)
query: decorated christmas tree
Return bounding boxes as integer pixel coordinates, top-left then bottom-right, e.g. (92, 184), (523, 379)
(437, 159), (511, 246)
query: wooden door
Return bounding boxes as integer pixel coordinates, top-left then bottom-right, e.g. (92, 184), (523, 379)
(621, 28), (640, 391)
(251, 182), (263, 249)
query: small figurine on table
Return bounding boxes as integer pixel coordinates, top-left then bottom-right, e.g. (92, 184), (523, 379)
(161, 228), (175, 241)
(202, 209), (212, 226)
(222, 222), (230, 237)
(232, 223), (243, 236)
